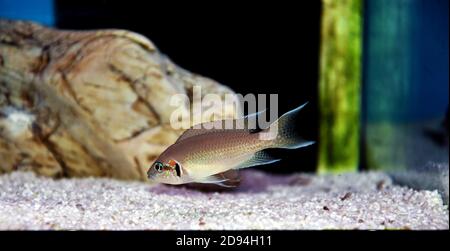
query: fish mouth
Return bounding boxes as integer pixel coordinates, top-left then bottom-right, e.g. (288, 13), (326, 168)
(146, 170), (155, 180)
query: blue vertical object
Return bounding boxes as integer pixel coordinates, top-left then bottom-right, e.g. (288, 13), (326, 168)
(362, 0), (449, 171)
(0, 0), (55, 26)
(411, 0), (449, 121)
(363, 0), (448, 123)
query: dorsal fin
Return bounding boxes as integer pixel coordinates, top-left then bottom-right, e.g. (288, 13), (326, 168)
(175, 120), (234, 143)
(175, 109), (267, 143)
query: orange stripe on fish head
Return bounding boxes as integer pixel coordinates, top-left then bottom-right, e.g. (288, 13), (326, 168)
(168, 159), (177, 168)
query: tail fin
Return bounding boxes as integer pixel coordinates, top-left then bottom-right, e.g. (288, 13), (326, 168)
(266, 102), (315, 149)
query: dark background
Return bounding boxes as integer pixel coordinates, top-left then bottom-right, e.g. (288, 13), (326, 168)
(54, 0), (322, 173)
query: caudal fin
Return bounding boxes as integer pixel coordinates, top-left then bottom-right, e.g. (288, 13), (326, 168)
(266, 102), (315, 149)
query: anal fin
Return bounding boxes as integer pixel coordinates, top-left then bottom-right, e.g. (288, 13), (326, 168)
(233, 150), (280, 170)
(194, 171), (240, 188)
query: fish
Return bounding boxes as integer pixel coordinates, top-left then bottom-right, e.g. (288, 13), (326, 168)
(147, 102), (314, 187)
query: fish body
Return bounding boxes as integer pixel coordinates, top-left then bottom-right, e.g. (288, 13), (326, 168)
(147, 103), (314, 186)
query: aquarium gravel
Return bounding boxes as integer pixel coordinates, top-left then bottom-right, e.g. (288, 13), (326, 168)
(0, 170), (448, 230)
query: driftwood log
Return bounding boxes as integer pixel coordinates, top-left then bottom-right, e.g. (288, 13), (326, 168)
(0, 20), (239, 181)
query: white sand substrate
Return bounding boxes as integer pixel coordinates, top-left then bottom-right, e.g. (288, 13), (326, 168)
(0, 170), (448, 230)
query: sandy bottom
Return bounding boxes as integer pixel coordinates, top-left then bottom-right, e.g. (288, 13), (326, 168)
(0, 170), (448, 230)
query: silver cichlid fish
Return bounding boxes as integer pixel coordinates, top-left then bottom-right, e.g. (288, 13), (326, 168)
(147, 102), (314, 187)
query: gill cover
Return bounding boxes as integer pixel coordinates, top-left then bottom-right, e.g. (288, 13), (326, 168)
(167, 159), (182, 177)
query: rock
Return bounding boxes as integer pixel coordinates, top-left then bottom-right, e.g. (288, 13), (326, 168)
(389, 162), (449, 205)
(0, 19), (239, 181)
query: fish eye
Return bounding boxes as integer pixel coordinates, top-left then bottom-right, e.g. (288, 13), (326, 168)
(154, 162), (163, 172)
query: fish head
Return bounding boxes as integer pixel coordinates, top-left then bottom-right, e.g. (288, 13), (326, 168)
(147, 158), (184, 184)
